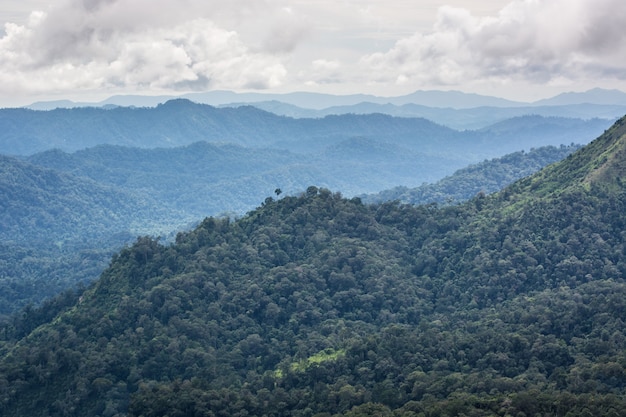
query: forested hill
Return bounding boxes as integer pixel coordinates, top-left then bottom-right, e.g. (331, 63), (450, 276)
(0, 100), (611, 158)
(1, 117), (625, 416)
(0, 100), (457, 154)
(505, 114), (626, 198)
(0, 154), (141, 245)
(362, 144), (580, 205)
(0, 144), (582, 319)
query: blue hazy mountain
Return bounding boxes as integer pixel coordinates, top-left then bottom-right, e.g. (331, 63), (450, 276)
(23, 89), (625, 131)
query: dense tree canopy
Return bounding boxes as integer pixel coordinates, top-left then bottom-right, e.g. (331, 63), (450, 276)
(0, 116), (625, 417)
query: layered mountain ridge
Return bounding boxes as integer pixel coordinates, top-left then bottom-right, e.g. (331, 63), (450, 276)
(0, 116), (625, 416)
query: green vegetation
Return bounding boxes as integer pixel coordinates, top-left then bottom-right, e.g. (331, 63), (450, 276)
(362, 144), (580, 205)
(0, 139), (583, 317)
(1, 115), (625, 416)
(275, 348), (346, 378)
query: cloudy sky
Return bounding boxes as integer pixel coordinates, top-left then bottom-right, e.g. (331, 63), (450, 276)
(1, 0), (625, 107)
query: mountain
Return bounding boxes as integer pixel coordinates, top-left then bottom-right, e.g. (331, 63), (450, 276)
(1, 116), (625, 416)
(232, 100), (626, 130)
(0, 140), (579, 319)
(532, 88), (626, 106)
(26, 89), (524, 111)
(0, 155), (144, 316)
(362, 144), (581, 205)
(0, 100), (613, 176)
(0, 101), (462, 155)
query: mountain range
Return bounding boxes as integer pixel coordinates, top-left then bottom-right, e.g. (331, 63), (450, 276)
(22, 88), (626, 131)
(0, 96), (620, 318)
(0, 114), (624, 416)
(0, 140), (582, 317)
(24, 87), (626, 110)
(0, 100), (612, 160)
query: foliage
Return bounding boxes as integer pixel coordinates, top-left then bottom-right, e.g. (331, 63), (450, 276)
(0, 113), (624, 417)
(0, 137), (582, 317)
(0, 112), (625, 416)
(362, 144), (580, 205)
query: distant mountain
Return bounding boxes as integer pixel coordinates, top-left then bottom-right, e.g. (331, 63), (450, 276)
(2, 100), (461, 155)
(24, 89), (626, 131)
(231, 100), (626, 130)
(1, 116), (625, 416)
(389, 89), (522, 108)
(25, 88), (626, 113)
(532, 88), (626, 106)
(27, 89), (525, 111)
(1, 100), (613, 160)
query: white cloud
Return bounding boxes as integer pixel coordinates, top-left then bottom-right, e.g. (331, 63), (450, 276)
(1, 0), (625, 103)
(359, 0), (626, 88)
(0, 0), (292, 95)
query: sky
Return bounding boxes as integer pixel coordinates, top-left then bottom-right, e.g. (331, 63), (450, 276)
(1, 0), (625, 107)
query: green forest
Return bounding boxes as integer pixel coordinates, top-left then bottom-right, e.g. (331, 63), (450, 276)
(0, 116), (625, 416)
(0, 142), (580, 318)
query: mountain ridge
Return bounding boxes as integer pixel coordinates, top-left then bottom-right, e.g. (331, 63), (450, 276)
(23, 88), (626, 111)
(0, 143), (584, 317)
(0, 100), (612, 158)
(1, 115), (625, 416)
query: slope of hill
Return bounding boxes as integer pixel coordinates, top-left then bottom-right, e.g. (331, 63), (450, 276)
(1, 116), (625, 416)
(503, 115), (626, 202)
(0, 155), (144, 316)
(25, 140), (439, 215)
(362, 144), (581, 205)
(0, 155), (142, 245)
(0, 141), (580, 319)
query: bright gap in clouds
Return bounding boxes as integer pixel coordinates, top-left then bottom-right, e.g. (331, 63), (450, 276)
(0, 0), (625, 106)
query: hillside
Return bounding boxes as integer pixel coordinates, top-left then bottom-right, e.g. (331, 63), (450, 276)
(0, 155), (142, 316)
(0, 155), (142, 245)
(0, 117), (625, 416)
(362, 144), (580, 205)
(0, 142), (578, 318)
(503, 115), (626, 202)
(25, 141), (445, 214)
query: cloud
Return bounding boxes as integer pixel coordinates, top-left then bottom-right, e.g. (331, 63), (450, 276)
(0, 0), (292, 94)
(2, 0), (625, 101)
(300, 59), (343, 86)
(359, 0), (626, 88)
(260, 7), (311, 54)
